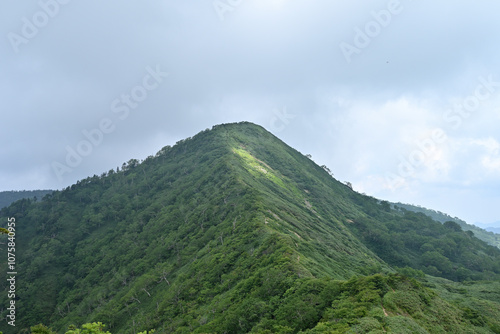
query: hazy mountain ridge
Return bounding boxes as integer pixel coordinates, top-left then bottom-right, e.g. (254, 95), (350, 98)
(393, 202), (500, 249)
(0, 189), (54, 209)
(485, 225), (500, 234)
(1, 122), (500, 333)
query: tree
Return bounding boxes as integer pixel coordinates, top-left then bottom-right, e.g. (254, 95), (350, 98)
(321, 165), (333, 176)
(443, 221), (462, 232)
(65, 322), (112, 334)
(31, 324), (56, 334)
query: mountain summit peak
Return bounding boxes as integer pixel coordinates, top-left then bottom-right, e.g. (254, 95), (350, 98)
(2, 122), (500, 333)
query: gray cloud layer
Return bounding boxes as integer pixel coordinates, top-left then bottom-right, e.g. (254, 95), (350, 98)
(1, 0), (499, 225)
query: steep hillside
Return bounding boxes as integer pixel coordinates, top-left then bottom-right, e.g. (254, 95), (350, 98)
(393, 202), (500, 249)
(1, 122), (500, 333)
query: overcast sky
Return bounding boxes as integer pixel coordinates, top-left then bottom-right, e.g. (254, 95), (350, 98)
(1, 0), (499, 227)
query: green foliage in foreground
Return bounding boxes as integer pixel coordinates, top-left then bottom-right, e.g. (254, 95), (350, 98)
(299, 273), (500, 333)
(31, 274), (500, 333)
(1, 122), (500, 333)
(31, 322), (112, 333)
(31, 322), (153, 333)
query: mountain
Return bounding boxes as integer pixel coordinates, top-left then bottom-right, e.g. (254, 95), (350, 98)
(487, 226), (500, 234)
(0, 189), (54, 209)
(1, 122), (500, 333)
(393, 202), (500, 249)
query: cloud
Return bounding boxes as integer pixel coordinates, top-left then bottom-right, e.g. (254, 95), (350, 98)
(470, 137), (500, 174)
(1, 0), (499, 223)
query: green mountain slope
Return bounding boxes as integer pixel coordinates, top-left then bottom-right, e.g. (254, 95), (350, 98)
(1, 122), (500, 333)
(393, 202), (500, 249)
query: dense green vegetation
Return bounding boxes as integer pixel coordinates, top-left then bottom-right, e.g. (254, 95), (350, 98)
(1, 122), (499, 333)
(23, 274), (500, 333)
(394, 202), (500, 249)
(347, 203), (500, 281)
(0, 190), (53, 209)
(29, 322), (155, 333)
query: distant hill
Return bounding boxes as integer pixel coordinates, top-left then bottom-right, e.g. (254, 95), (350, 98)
(0, 190), (54, 209)
(1, 122), (500, 333)
(392, 202), (500, 249)
(484, 223), (500, 234)
(486, 226), (500, 234)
